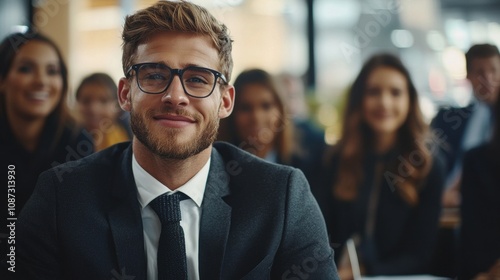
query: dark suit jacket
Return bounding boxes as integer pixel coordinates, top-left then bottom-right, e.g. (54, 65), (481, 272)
(17, 142), (338, 280)
(311, 150), (445, 275)
(430, 104), (474, 174)
(459, 144), (500, 280)
(0, 111), (93, 279)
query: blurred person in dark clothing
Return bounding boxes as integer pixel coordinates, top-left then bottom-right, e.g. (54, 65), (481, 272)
(0, 32), (93, 277)
(218, 69), (295, 163)
(459, 85), (500, 280)
(431, 44), (500, 208)
(218, 68), (323, 183)
(312, 54), (445, 278)
(276, 72), (327, 184)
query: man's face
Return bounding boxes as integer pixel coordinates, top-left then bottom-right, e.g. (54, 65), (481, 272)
(467, 55), (500, 105)
(118, 32), (234, 159)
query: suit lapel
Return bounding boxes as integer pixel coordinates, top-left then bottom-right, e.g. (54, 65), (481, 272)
(107, 144), (147, 280)
(199, 147), (232, 279)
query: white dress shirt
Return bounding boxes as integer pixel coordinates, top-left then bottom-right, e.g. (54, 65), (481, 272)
(133, 154), (210, 280)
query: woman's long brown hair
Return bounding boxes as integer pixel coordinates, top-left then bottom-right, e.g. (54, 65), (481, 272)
(218, 69), (294, 164)
(331, 54), (432, 206)
(0, 31), (75, 152)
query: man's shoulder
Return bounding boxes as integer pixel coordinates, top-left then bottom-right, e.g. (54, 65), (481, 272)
(44, 142), (131, 183)
(211, 141), (312, 209)
(212, 141), (297, 174)
(433, 104), (472, 119)
(211, 141), (306, 195)
(431, 103), (475, 134)
(462, 144), (500, 195)
(464, 143), (497, 164)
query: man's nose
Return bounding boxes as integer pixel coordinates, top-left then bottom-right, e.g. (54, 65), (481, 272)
(160, 76), (189, 107)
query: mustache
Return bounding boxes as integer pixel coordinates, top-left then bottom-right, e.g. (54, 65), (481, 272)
(147, 108), (202, 122)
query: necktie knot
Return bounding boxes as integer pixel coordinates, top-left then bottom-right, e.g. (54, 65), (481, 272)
(149, 192), (187, 224)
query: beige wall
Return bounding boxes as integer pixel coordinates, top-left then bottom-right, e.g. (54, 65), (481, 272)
(34, 0), (74, 105)
(34, 0), (124, 106)
(34, 0), (71, 66)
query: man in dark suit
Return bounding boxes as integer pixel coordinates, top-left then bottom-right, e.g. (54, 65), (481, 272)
(458, 71), (500, 280)
(431, 43), (500, 207)
(17, 1), (338, 279)
(429, 44), (500, 277)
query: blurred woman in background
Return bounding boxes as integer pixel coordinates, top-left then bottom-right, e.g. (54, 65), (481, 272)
(218, 68), (295, 164)
(0, 32), (93, 274)
(312, 54), (445, 277)
(76, 72), (131, 152)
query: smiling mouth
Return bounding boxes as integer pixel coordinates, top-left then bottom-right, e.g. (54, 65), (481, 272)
(28, 91), (50, 101)
(153, 114), (196, 128)
(372, 112), (393, 118)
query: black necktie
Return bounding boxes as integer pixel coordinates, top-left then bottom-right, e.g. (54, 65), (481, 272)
(149, 192), (188, 280)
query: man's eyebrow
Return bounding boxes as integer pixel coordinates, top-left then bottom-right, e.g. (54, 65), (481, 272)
(183, 63), (205, 68)
(148, 62), (206, 69)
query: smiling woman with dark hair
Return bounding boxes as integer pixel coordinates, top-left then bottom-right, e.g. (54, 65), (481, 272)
(312, 53), (445, 277)
(217, 69), (325, 182)
(0, 32), (93, 276)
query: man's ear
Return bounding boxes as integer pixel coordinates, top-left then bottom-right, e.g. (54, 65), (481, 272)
(219, 85), (235, 119)
(118, 77), (132, 112)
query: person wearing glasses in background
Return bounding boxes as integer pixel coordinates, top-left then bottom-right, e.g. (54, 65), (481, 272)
(17, 1), (339, 279)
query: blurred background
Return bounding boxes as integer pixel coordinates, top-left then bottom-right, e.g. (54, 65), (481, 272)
(2, 0), (500, 144)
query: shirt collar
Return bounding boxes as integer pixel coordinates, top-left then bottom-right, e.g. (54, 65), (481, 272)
(133, 153), (210, 209)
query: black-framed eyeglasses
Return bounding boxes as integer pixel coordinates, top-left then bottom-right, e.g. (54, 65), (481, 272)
(126, 63), (228, 98)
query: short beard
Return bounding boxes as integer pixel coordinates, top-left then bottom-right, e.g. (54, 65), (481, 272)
(130, 107), (219, 160)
